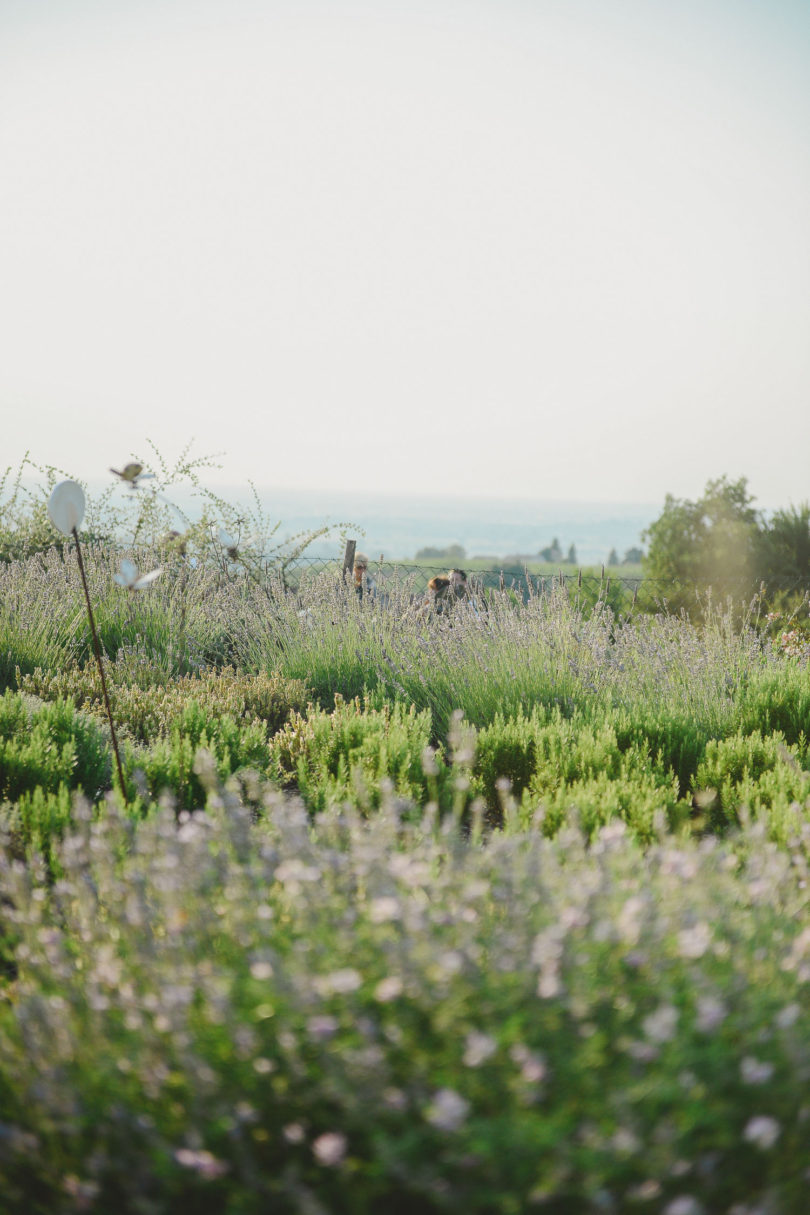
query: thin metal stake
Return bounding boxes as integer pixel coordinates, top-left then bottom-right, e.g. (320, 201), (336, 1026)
(72, 527), (127, 803)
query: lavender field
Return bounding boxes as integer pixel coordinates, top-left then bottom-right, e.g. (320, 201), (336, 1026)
(0, 524), (809, 1213)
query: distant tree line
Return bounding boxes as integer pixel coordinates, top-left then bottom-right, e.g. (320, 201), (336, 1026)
(607, 546), (644, 567)
(414, 541), (645, 567)
(414, 543), (467, 562)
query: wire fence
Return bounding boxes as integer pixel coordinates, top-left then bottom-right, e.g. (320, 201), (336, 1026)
(273, 552), (810, 606)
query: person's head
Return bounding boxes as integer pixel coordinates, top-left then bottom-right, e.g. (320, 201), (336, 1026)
(353, 553), (369, 585)
(448, 568), (468, 596)
(428, 575), (450, 598)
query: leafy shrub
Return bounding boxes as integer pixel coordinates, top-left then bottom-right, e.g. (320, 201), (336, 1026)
(0, 692), (109, 802)
(733, 667), (810, 748)
(693, 730), (810, 836)
(0, 785), (75, 869)
(472, 708), (549, 810)
(519, 717), (687, 840)
(522, 766), (687, 841)
(19, 664), (310, 744)
(268, 695), (440, 815)
(124, 700), (270, 811)
(472, 711), (688, 838)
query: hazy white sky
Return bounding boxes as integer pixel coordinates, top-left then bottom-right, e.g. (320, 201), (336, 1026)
(1, 0), (808, 506)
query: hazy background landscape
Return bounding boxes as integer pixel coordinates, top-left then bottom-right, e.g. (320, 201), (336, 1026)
(2, 0), (808, 516)
(115, 483), (654, 563)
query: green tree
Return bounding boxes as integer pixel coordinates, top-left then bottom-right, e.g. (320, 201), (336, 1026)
(607, 548), (620, 567)
(415, 543), (466, 562)
(759, 503), (810, 589)
(538, 538), (563, 563)
(642, 476), (763, 613)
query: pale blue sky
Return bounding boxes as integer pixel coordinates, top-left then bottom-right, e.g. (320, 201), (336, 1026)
(1, 0), (808, 506)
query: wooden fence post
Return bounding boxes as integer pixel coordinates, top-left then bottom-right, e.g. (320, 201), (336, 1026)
(342, 539), (357, 582)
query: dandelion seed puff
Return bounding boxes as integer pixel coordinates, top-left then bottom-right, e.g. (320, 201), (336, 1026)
(218, 528), (239, 558)
(47, 480), (85, 535)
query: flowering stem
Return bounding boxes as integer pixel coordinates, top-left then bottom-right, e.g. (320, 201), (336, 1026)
(72, 527), (128, 804)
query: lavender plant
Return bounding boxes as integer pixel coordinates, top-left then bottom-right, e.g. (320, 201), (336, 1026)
(1, 794), (810, 1212)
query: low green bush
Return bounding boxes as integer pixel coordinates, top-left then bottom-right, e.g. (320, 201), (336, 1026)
(268, 695), (441, 815)
(0, 785), (75, 870)
(472, 708), (549, 810)
(18, 663), (310, 744)
(693, 730), (810, 837)
(733, 666), (810, 748)
(610, 707), (712, 798)
(0, 692), (109, 802)
(472, 710), (689, 838)
(124, 700), (270, 811)
(521, 766), (688, 841)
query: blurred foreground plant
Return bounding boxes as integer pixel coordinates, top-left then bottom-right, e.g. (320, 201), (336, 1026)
(1, 790), (810, 1212)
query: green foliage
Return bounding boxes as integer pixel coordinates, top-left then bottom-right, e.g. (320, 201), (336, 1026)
(268, 695), (440, 814)
(0, 692), (109, 802)
(509, 715), (687, 840)
(0, 785), (75, 868)
(611, 706), (715, 798)
(124, 700), (270, 811)
(523, 765), (687, 840)
(472, 708), (550, 809)
(759, 502), (810, 587)
(693, 730), (810, 836)
(414, 543), (466, 561)
(643, 478), (810, 615)
(19, 663), (309, 744)
(733, 666), (810, 746)
(642, 476), (762, 613)
(470, 710), (691, 839)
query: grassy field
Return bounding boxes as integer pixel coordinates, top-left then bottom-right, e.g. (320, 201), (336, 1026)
(1, 542), (810, 1212)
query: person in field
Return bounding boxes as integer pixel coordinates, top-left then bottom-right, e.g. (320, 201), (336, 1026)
(425, 574), (451, 614)
(353, 553), (377, 601)
(448, 568), (468, 598)
(447, 567), (484, 618)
